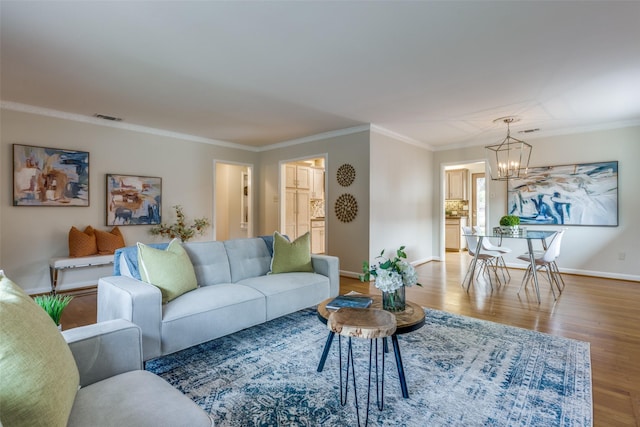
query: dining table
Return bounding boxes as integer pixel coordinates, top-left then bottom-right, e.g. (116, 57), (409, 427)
(462, 229), (558, 303)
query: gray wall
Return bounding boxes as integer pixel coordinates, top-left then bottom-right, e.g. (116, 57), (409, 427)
(258, 130), (371, 275)
(1, 110), (258, 293)
(434, 125), (640, 280)
(369, 130), (434, 268)
(2, 107), (637, 294)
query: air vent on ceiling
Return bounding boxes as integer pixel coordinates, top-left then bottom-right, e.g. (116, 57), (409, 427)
(93, 113), (123, 122)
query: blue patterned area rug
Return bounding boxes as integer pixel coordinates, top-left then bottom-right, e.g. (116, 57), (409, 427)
(146, 308), (592, 426)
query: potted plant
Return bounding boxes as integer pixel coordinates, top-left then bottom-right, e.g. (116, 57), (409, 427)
(150, 205), (211, 242)
(33, 294), (73, 330)
(499, 215), (521, 234)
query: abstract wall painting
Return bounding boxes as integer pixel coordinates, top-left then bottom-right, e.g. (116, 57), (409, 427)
(507, 161), (618, 226)
(13, 144), (89, 206)
(106, 174), (162, 225)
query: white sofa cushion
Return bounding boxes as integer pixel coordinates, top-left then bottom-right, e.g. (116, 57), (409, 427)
(238, 272), (331, 320)
(69, 370), (212, 427)
(182, 240), (232, 285)
(161, 284), (266, 356)
(223, 238), (272, 282)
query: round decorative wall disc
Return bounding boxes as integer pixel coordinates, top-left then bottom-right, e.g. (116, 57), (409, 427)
(336, 163), (356, 187)
(335, 193), (358, 223)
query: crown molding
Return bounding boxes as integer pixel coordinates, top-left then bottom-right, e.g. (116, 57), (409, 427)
(369, 124), (434, 151)
(0, 101), (260, 152)
(256, 124), (371, 152)
(430, 118), (640, 152)
(5, 100), (637, 154)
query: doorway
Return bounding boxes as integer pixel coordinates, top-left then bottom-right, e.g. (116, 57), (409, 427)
(214, 161), (253, 241)
(442, 161), (487, 256)
(280, 156), (326, 254)
(471, 173), (486, 229)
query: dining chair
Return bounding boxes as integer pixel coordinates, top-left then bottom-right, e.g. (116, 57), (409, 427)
(473, 225), (512, 283)
(461, 226), (502, 291)
(516, 229), (566, 299)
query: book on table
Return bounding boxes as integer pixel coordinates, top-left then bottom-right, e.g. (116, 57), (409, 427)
(326, 295), (373, 310)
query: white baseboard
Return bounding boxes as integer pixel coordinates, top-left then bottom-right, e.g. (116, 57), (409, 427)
(27, 280), (98, 295)
(340, 270), (362, 279)
(342, 260), (640, 283)
(340, 256), (439, 280)
(503, 262), (640, 282)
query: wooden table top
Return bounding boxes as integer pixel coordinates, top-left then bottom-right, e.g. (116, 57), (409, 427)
(327, 308), (397, 339)
(317, 294), (426, 334)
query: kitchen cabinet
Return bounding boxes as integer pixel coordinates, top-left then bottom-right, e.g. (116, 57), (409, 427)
(285, 189), (310, 240)
(446, 169), (468, 200)
(286, 165), (310, 190)
(311, 220), (325, 254)
(445, 217), (468, 251)
(310, 168), (324, 200)
(285, 164), (312, 240)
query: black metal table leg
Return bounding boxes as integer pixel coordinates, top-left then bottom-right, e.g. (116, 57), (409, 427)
(317, 331), (335, 372)
(391, 335), (409, 398)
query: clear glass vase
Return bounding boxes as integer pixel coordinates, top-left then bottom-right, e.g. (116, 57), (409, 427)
(382, 286), (406, 312)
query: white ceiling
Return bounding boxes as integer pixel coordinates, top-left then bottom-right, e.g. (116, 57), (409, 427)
(2, 1), (640, 151)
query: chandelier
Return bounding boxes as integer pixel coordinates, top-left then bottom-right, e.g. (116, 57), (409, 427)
(485, 116), (532, 181)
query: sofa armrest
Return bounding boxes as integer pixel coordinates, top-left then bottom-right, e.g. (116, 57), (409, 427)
(97, 275), (163, 361)
(311, 254), (340, 297)
(63, 319), (142, 387)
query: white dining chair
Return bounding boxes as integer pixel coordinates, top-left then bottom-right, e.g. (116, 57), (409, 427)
(473, 225), (512, 283)
(517, 229), (566, 299)
(461, 226), (502, 291)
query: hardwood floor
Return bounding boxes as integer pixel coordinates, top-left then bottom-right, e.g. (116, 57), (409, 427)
(61, 252), (640, 426)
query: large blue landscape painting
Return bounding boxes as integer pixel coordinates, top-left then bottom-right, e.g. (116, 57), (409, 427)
(507, 161), (618, 226)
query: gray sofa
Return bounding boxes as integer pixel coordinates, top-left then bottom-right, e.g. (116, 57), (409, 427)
(98, 237), (340, 361)
(64, 320), (213, 427)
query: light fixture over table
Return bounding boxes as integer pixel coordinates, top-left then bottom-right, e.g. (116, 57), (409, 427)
(485, 116), (532, 181)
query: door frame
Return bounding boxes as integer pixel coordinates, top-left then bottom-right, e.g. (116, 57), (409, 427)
(471, 172), (486, 229)
(440, 159), (490, 261)
(279, 153), (327, 238)
(213, 159), (254, 240)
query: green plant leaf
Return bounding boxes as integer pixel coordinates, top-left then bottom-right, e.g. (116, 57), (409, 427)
(33, 294), (73, 325)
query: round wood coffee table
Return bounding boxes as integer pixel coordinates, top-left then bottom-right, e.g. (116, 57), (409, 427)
(316, 295), (426, 398)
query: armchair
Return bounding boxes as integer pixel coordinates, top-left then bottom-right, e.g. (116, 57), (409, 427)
(0, 272), (212, 427)
(64, 320), (213, 427)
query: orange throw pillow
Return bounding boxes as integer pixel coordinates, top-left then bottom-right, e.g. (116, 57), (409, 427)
(68, 226), (98, 257)
(95, 226), (126, 255)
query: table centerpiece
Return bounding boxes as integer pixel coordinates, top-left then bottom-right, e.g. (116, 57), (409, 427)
(360, 246), (422, 312)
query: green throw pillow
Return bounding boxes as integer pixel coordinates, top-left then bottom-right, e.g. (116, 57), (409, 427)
(137, 239), (198, 303)
(270, 231), (314, 274)
(0, 271), (80, 427)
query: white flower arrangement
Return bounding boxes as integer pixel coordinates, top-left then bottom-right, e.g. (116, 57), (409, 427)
(360, 246), (421, 292)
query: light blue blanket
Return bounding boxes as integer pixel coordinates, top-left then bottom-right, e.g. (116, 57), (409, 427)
(113, 243), (168, 280)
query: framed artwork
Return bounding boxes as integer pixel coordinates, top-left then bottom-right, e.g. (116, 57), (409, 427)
(106, 174), (162, 225)
(13, 144), (89, 206)
(507, 161), (618, 226)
